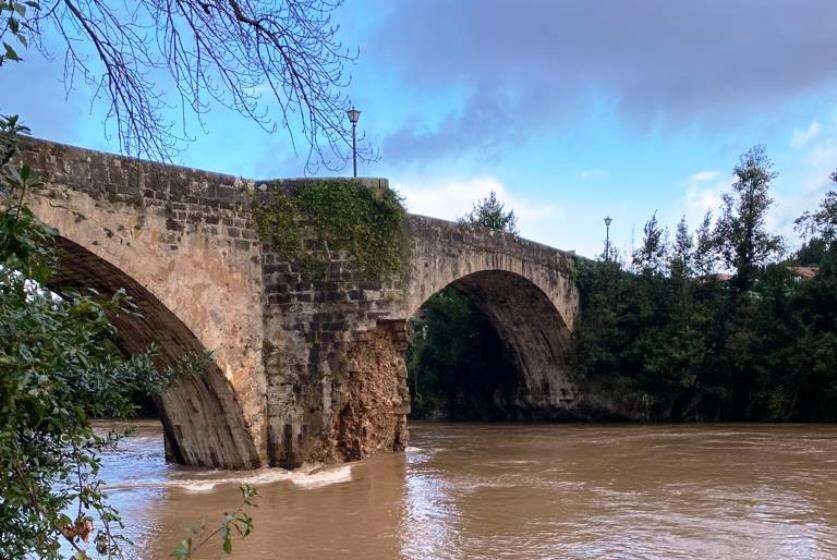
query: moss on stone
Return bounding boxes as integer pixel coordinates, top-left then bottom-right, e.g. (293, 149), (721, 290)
(253, 179), (407, 280)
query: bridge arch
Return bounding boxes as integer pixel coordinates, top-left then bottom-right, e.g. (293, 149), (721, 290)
(51, 237), (261, 468)
(408, 268), (576, 416)
(398, 215), (580, 416)
(21, 139), (269, 468)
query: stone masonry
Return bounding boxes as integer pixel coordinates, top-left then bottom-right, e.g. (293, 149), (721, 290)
(19, 138), (579, 469)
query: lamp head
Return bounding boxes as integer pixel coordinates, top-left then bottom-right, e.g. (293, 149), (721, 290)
(346, 107), (361, 124)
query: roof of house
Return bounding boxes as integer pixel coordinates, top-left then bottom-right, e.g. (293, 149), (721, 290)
(788, 266), (819, 280)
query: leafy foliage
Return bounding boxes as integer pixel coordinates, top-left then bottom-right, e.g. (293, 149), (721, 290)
(794, 185), (835, 265)
(714, 146), (783, 293)
(406, 287), (518, 420)
(0, 116), (153, 558)
(253, 179), (407, 280)
(571, 149), (836, 421)
(459, 190), (519, 234)
(632, 212), (668, 275)
(0, 1), (36, 66)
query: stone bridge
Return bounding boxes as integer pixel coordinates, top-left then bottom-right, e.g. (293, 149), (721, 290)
(19, 139), (580, 469)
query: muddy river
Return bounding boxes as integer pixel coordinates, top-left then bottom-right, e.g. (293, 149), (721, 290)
(95, 421), (837, 559)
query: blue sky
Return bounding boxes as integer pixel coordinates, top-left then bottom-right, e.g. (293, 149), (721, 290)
(1, 1), (835, 258)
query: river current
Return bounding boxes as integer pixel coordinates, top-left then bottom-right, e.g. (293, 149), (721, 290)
(95, 421), (837, 559)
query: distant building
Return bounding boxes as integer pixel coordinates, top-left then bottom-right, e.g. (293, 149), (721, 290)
(704, 272), (733, 283)
(700, 266), (818, 285)
(787, 266), (819, 280)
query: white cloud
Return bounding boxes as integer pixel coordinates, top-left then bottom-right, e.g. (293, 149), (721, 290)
(803, 138), (837, 184)
(394, 176), (501, 221)
(770, 130), (837, 246)
(688, 170), (720, 183)
(392, 175), (565, 244)
(679, 171), (733, 227)
(578, 169), (607, 181)
(790, 121), (821, 150)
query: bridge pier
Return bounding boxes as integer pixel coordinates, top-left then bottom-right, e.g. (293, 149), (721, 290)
(263, 316), (412, 469)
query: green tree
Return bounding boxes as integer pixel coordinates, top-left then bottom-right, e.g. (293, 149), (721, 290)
(692, 211), (716, 278)
(460, 191), (519, 234)
(570, 154), (836, 423)
(714, 146), (782, 293)
(794, 184), (835, 266)
(670, 216), (693, 279)
(632, 212), (668, 275)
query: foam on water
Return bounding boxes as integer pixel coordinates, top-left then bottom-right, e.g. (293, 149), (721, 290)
(103, 463), (355, 493)
(290, 465), (354, 488)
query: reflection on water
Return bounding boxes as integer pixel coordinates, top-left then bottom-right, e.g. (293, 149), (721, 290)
(96, 421), (837, 559)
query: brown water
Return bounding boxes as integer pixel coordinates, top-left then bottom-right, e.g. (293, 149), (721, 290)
(96, 421), (837, 559)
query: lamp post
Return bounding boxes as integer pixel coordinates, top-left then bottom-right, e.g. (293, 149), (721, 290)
(346, 106), (361, 177)
(604, 216), (613, 261)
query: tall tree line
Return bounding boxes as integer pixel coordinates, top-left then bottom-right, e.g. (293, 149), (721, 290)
(572, 148), (836, 421)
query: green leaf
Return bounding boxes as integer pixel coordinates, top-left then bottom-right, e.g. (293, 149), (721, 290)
(3, 42), (20, 61)
(223, 535), (232, 554)
(170, 538), (192, 559)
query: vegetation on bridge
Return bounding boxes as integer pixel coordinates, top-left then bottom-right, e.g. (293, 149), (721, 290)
(252, 179), (407, 280)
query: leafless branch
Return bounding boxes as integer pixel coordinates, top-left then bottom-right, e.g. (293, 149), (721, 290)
(16, 0), (375, 172)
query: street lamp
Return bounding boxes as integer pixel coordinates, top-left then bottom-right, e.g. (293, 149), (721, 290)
(604, 216), (613, 261)
(346, 106), (361, 177)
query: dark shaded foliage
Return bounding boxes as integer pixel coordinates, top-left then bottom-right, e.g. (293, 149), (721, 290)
(1, 115), (254, 559)
(406, 287), (518, 420)
(571, 154), (836, 422)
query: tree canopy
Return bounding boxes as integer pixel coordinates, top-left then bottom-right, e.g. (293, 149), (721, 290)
(459, 190), (519, 234)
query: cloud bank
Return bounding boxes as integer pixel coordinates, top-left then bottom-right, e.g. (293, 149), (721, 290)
(371, 1), (837, 164)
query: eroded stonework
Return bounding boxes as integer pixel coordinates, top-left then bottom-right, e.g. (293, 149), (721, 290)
(20, 138), (580, 469)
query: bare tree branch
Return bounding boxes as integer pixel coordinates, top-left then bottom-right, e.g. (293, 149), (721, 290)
(6, 0), (375, 172)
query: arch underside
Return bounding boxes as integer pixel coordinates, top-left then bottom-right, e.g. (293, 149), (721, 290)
(51, 238), (260, 468)
(433, 270), (576, 417)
